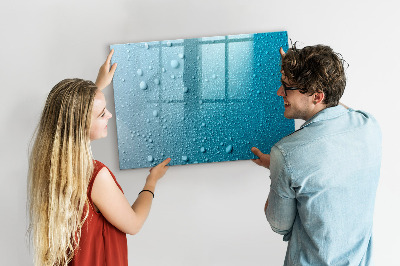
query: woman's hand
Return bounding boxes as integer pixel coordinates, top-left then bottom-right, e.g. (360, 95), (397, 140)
(146, 158), (171, 186)
(95, 49), (117, 90)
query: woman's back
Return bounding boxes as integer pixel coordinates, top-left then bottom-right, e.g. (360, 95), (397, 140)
(69, 160), (127, 266)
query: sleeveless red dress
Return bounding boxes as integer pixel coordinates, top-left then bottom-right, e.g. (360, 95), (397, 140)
(69, 160), (128, 266)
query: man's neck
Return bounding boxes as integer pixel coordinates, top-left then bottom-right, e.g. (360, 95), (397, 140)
(304, 104), (328, 121)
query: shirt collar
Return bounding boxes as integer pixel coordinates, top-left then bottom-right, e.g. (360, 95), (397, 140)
(300, 105), (349, 129)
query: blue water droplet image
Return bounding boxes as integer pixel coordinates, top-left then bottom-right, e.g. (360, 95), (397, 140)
(170, 60), (180, 69)
(140, 81), (147, 90)
(110, 31), (294, 169)
(226, 145), (233, 153)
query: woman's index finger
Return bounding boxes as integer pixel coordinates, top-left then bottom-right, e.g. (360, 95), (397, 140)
(162, 158), (171, 166)
(106, 49), (115, 64)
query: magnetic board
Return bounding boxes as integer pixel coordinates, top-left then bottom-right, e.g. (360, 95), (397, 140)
(110, 31), (294, 169)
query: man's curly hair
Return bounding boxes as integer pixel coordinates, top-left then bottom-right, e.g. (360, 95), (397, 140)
(281, 43), (347, 107)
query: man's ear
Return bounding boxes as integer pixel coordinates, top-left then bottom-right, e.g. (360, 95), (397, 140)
(313, 92), (325, 104)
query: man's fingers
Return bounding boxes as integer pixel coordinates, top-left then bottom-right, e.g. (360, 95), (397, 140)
(251, 147), (263, 158)
(251, 158), (262, 166)
(279, 47), (286, 58)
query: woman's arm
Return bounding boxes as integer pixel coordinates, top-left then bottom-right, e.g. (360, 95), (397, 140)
(95, 49), (117, 90)
(91, 158), (171, 235)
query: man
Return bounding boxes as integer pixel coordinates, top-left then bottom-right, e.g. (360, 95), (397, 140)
(251, 44), (381, 265)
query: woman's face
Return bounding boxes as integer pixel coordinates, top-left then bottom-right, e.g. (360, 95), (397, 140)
(90, 90), (112, 141)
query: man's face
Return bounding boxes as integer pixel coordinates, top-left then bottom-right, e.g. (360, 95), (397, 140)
(277, 73), (315, 121)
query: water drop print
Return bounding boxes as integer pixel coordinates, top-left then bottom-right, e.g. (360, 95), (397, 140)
(140, 81), (147, 90)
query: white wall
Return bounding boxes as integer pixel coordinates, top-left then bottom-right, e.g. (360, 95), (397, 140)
(1, 0), (399, 265)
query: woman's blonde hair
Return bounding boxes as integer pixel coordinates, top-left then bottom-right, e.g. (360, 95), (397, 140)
(28, 79), (98, 265)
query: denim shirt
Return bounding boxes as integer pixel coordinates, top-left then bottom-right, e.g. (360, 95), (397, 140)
(266, 105), (382, 266)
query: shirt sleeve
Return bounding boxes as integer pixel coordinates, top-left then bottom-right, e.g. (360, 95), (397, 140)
(266, 145), (297, 241)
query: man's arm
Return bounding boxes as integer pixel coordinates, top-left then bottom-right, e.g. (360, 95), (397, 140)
(265, 146), (297, 239)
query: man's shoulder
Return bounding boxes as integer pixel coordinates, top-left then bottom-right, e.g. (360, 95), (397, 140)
(274, 108), (381, 157)
(273, 127), (310, 157)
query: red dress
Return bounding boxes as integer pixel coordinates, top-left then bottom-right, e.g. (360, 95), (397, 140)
(69, 160), (128, 266)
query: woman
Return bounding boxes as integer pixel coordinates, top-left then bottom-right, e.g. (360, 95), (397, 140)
(27, 50), (171, 266)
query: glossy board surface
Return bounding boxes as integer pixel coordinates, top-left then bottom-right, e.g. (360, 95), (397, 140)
(110, 31), (294, 169)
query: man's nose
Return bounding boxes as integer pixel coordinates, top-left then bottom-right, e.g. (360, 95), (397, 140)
(277, 85), (285, 97)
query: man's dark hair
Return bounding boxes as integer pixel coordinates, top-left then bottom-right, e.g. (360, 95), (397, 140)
(281, 43), (347, 107)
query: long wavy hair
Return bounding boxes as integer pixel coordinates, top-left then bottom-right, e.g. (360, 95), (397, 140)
(28, 79), (98, 265)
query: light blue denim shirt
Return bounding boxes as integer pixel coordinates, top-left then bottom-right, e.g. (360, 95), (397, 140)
(266, 105), (382, 266)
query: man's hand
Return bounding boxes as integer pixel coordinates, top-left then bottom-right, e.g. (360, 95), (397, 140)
(280, 47), (286, 76)
(279, 47), (286, 58)
(339, 102), (350, 109)
(264, 199), (269, 213)
(96, 49), (117, 90)
(251, 147), (271, 169)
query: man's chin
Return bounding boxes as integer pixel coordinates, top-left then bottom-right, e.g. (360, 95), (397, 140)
(283, 112), (295, 120)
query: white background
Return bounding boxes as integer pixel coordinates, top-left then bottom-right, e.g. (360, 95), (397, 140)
(1, 0), (399, 265)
